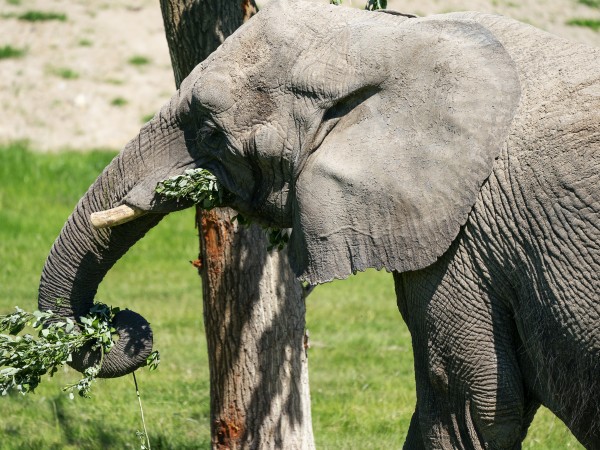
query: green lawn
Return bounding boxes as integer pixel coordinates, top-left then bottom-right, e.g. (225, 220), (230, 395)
(0, 143), (581, 449)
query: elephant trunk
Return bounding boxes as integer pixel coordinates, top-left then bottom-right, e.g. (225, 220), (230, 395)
(37, 111), (184, 378)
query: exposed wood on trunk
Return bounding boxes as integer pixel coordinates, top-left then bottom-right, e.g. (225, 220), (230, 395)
(159, 1), (314, 448)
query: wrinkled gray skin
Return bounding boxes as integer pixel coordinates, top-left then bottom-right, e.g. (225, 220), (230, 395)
(38, 1), (600, 448)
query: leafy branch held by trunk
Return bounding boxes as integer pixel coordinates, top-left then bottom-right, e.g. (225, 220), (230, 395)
(0, 304), (159, 398)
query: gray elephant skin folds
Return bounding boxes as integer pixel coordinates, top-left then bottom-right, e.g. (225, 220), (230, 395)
(37, 1), (600, 448)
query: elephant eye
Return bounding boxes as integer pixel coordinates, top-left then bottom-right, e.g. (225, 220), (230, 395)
(197, 120), (219, 142)
(196, 119), (225, 160)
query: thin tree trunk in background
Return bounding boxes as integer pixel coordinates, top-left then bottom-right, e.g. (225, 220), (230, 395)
(159, 1), (314, 449)
(161, 0), (257, 86)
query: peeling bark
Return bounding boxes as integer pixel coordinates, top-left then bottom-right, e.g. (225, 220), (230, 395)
(159, 2), (314, 448)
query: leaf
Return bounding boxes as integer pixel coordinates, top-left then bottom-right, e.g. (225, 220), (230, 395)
(80, 317), (92, 326)
(8, 323), (26, 336)
(146, 351), (160, 371)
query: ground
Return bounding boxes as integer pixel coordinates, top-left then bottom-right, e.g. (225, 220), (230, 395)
(0, 0), (598, 151)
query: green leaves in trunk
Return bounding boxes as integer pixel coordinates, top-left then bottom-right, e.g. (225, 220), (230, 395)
(0, 304), (160, 398)
(156, 169), (290, 251)
(155, 168), (225, 210)
(330, 0), (388, 9)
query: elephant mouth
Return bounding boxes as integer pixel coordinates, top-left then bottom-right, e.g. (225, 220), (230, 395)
(90, 204), (148, 229)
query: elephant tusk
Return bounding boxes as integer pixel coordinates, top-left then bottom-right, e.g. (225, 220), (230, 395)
(90, 204), (146, 229)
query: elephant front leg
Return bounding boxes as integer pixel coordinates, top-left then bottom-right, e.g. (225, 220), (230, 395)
(404, 408), (427, 450)
(409, 332), (532, 449)
(409, 356), (529, 450)
(395, 267), (533, 449)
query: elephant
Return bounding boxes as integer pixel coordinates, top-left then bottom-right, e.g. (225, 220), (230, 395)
(38, 1), (600, 448)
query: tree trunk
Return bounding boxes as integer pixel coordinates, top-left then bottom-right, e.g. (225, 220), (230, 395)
(159, 2), (314, 449)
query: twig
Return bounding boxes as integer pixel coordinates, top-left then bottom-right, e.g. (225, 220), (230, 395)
(133, 371), (151, 450)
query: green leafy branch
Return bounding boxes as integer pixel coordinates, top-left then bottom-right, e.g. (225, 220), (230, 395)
(364, 0), (387, 10)
(156, 169), (290, 251)
(330, 0), (388, 9)
(265, 226), (290, 252)
(155, 168), (225, 210)
(0, 304), (159, 398)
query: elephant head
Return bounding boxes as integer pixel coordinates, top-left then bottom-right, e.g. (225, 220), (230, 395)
(38, 0), (520, 377)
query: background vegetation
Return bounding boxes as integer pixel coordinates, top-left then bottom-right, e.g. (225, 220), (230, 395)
(1, 0), (599, 152)
(0, 143), (582, 448)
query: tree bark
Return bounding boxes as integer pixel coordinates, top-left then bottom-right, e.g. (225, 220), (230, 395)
(159, 2), (314, 449)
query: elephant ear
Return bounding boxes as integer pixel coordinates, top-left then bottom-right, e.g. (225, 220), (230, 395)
(289, 18), (521, 284)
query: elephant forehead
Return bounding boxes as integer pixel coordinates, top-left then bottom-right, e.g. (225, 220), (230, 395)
(232, 85), (279, 126)
(194, 47), (281, 123)
(193, 72), (235, 114)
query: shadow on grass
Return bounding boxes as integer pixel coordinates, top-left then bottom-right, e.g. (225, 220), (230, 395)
(52, 395), (119, 449)
(50, 394), (211, 450)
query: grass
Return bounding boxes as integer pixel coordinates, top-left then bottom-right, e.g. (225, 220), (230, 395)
(0, 45), (26, 59)
(105, 78), (124, 85)
(0, 143), (584, 449)
(78, 38), (93, 47)
(567, 18), (600, 30)
(48, 67), (79, 80)
(110, 97), (128, 107)
(141, 113), (155, 123)
(0, 142), (210, 449)
(18, 11), (67, 22)
(128, 55), (151, 66)
(579, 0), (600, 7)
